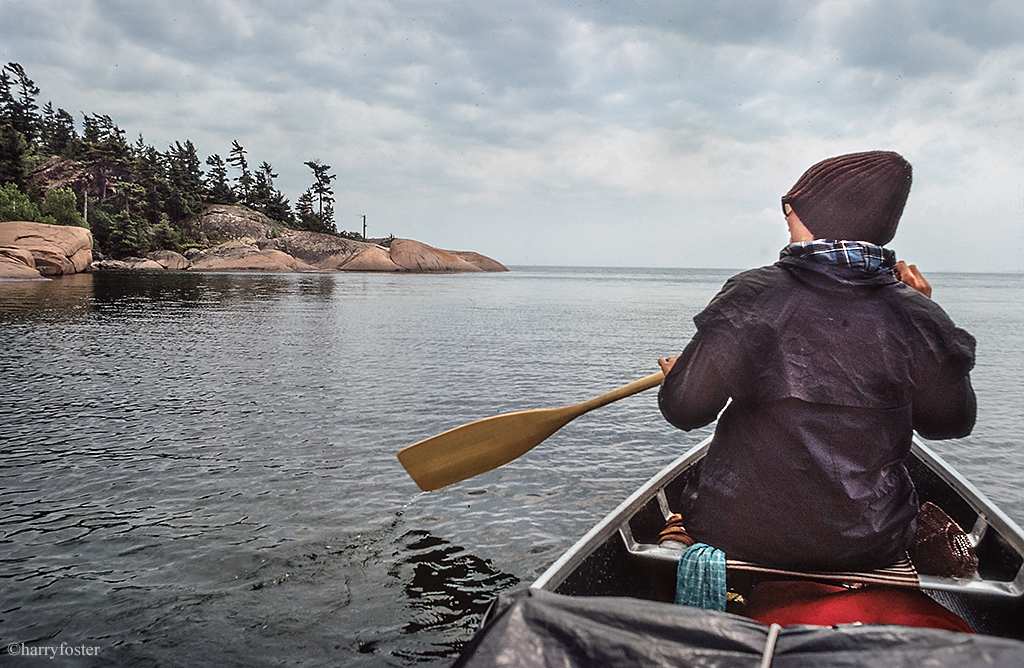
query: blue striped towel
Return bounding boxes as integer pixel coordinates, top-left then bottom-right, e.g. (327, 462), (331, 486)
(675, 543), (727, 611)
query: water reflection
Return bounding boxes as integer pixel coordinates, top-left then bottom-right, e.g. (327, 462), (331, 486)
(0, 271), (333, 315)
(1, 268), (1019, 667)
(388, 530), (519, 660)
(88, 271), (334, 309)
(90, 270), (210, 307)
(296, 274), (337, 300)
(0, 273), (95, 314)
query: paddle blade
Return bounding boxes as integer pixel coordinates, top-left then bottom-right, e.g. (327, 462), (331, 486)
(397, 407), (573, 491)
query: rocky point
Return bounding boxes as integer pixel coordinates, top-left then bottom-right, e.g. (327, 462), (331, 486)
(1, 204), (508, 278)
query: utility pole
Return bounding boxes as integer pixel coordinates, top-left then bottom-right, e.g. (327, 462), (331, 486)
(362, 215), (367, 240)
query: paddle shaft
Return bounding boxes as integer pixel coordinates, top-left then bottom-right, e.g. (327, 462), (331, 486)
(572, 371), (666, 416)
(398, 371), (665, 491)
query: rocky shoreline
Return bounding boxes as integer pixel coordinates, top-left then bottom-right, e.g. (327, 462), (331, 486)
(1, 204), (508, 279)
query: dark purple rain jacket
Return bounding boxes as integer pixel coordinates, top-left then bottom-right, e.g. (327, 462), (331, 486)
(658, 253), (976, 571)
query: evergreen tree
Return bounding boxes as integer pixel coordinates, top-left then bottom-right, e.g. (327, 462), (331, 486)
(297, 159), (336, 233)
(106, 209), (150, 258)
(250, 160), (276, 210)
(0, 65), (32, 186)
(81, 114), (131, 202)
(295, 188), (317, 229)
(87, 205), (113, 250)
(40, 102), (78, 157)
(0, 69), (13, 123)
(251, 160), (294, 225)
(322, 201), (335, 232)
(0, 122), (30, 186)
(163, 140), (204, 229)
(226, 140), (252, 205)
(203, 154), (236, 204)
(82, 113), (122, 144)
(1, 63), (41, 145)
(132, 136), (168, 227)
(264, 190), (294, 226)
(151, 212), (183, 251)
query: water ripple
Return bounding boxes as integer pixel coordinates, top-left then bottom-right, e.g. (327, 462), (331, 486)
(0, 268), (1020, 666)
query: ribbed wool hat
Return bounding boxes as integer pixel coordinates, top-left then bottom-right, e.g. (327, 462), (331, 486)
(781, 151), (912, 246)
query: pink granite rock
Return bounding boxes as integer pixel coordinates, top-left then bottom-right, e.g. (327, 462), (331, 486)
(148, 250), (190, 270)
(446, 250), (509, 272)
(388, 239), (482, 272)
(0, 246), (43, 279)
(325, 245), (401, 271)
(0, 221), (93, 277)
(189, 246), (303, 272)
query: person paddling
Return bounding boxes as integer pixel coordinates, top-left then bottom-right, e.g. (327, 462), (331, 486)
(657, 151), (976, 572)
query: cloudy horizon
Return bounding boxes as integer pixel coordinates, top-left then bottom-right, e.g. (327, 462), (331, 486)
(2, 0), (1022, 272)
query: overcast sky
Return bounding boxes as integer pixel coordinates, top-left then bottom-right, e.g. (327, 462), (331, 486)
(2, 0), (1022, 271)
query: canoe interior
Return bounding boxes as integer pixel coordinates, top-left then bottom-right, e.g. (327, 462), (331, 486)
(535, 437), (1024, 641)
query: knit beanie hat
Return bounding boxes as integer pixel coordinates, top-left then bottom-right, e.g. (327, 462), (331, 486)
(781, 151), (912, 246)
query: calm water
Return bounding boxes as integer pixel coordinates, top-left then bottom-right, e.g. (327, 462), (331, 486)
(1, 268), (1022, 667)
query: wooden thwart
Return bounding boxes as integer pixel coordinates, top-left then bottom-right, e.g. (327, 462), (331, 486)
(726, 554), (920, 589)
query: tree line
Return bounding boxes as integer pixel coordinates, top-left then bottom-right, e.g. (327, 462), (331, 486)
(0, 61), (354, 258)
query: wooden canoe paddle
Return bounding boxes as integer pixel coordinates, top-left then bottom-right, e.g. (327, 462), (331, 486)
(397, 371), (665, 491)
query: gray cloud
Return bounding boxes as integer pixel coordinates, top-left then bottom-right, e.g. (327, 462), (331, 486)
(1, 0), (1022, 270)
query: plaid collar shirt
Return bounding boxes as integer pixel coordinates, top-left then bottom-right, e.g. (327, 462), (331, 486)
(780, 239), (897, 276)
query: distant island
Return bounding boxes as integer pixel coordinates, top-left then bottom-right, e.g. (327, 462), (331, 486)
(0, 206), (507, 279)
(102, 203), (506, 273)
(0, 62), (506, 278)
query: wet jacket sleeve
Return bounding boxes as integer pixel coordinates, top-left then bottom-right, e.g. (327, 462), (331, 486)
(911, 328), (977, 439)
(658, 333), (730, 431)
(912, 374), (976, 439)
(904, 294), (978, 440)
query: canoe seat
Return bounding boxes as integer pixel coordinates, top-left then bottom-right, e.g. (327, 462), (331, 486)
(608, 473), (1021, 599)
(645, 501), (977, 590)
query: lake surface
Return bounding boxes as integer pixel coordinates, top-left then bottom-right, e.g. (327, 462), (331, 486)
(1, 267), (1022, 666)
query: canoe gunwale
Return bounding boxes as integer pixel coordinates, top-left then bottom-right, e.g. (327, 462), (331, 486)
(531, 435), (1024, 600)
(912, 439), (1024, 596)
(531, 435), (711, 592)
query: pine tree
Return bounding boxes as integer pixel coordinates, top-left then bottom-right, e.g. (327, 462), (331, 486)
(0, 69), (13, 123)
(1, 63), (41, 145)
(106, 209), (150, 258)
(296, 188), (316, 227)
(132, 136), (168, 227)
(82, 113), (121, 144)
(0, 67), (31, 186)
(0, 122), (30, 186)
(81, 114), (131, 203)
(250, 160), (276, 210)
(300, 159), (337, 233)
(226, 140), (252, 205)
(163, 140), (204, 227)
(40, 102), (78, 157)
(203, 154), (236, 204)
(250, 161), (294, 225)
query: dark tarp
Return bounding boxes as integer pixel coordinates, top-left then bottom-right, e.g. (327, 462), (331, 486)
(452, 588), (1024, 667)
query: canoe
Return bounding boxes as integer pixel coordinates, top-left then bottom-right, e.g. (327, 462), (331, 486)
(454, 435), (1024, 666)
